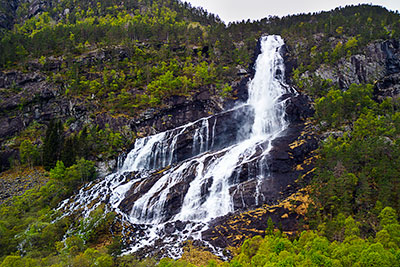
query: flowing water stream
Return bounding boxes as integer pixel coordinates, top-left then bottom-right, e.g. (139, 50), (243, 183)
(58, 35), (291, 257)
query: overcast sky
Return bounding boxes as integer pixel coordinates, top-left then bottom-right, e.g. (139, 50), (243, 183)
(183, 0), (400, 23)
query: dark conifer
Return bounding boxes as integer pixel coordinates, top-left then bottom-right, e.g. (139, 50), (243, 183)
(42, 120), (64, 170)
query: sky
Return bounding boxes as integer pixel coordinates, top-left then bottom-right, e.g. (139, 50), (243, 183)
(183, 0), (400, 23)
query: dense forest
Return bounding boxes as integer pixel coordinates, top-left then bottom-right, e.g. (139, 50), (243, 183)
(0, 0), (399, 266)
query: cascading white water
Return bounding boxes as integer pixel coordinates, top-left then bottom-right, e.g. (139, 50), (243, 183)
(249, 36), (288, 138)
(174, 35), (289, 222)
(57, 35), (291, 256)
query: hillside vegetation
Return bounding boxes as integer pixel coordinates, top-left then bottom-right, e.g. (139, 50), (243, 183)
(0, 0), (400, 265)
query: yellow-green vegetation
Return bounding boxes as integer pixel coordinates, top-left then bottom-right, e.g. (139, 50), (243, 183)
(0, 158), (103, 263)
(0, 0), (239, 175)
(314, 83), (376, 127)
(179, 241), (223, 266)
(205, 189), (312, 249)
(158, 208), (400, 267)
(229, 209), (400, 267)
(0, 0), (238, 114)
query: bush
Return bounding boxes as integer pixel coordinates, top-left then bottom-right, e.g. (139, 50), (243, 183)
(50, 159), (96, 191)
(19, 140), (40, 166)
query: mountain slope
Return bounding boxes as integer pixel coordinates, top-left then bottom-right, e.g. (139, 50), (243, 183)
(0, 2), (399, 266)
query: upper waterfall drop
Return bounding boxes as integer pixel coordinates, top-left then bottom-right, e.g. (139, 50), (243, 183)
(248, 35), (288, 138)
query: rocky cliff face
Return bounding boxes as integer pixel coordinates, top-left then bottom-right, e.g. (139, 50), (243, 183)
(0, 44), (226, 172)
(303, 38), (400, 99)
(44, 37), (319, 260)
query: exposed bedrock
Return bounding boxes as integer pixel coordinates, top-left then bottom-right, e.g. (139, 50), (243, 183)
(303, 38), (400, 99)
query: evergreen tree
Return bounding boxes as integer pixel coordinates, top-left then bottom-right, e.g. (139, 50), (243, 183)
(42, 120), (64, 170)
(61, 135), (78, 167)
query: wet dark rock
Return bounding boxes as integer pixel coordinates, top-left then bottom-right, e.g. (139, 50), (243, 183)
(284, 93), (314, 122)
(281, 44), (297, 85)
(131, 92), (220, 135)
(200, 177), (213, 199)
(119, 176), (159, 209)
(164, 222), (175, 235)
(375, 73), (400, 99)
(129, 103), (254, 168)
(119, 165), (197, 222)
(382, 39), (400, 75)
(0, 30), (320, 257)
(200, 115), (318, 249)
(163, 178), (194, 219)
(175, 106), (252, 162)
(175, 220), (186, 231)
(0, 150), (17, 172)
(118, 86), (317, 252)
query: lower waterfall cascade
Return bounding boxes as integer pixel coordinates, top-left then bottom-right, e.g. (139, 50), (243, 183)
(57, 35), (295, 257)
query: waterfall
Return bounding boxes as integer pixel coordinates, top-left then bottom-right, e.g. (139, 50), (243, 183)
(57, 35), (291, 256)
(174, 35), (288, 222)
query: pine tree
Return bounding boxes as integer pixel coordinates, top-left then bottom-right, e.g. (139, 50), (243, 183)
(42, 120), (64, 170)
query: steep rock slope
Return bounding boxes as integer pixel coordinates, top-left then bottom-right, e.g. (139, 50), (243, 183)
(0, 2), (399, 264)
(301, 38), (400, 99)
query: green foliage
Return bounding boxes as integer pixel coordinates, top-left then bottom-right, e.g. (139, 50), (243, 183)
(315, 83), (376, 127)
(266, 217), (274, 235)
(50, 158), (96, 191)
(19, 140), (40, 166)
(158, 258), (197, 267)
(0, 178), (69, 259)
(0, 158), (101, 264)
(219, 83), (233, 98)
(0, 0), (232, 116)
(116, 254), (157, 266)
(241, 236), (263, 258)
(310, 126), (400, 230)
(379, 207), (398, 227)
(377, 207), (400, 249)
(0, 256), (21, 267)
(228, 222), (400, 267)
(309, 77), (400, 241)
